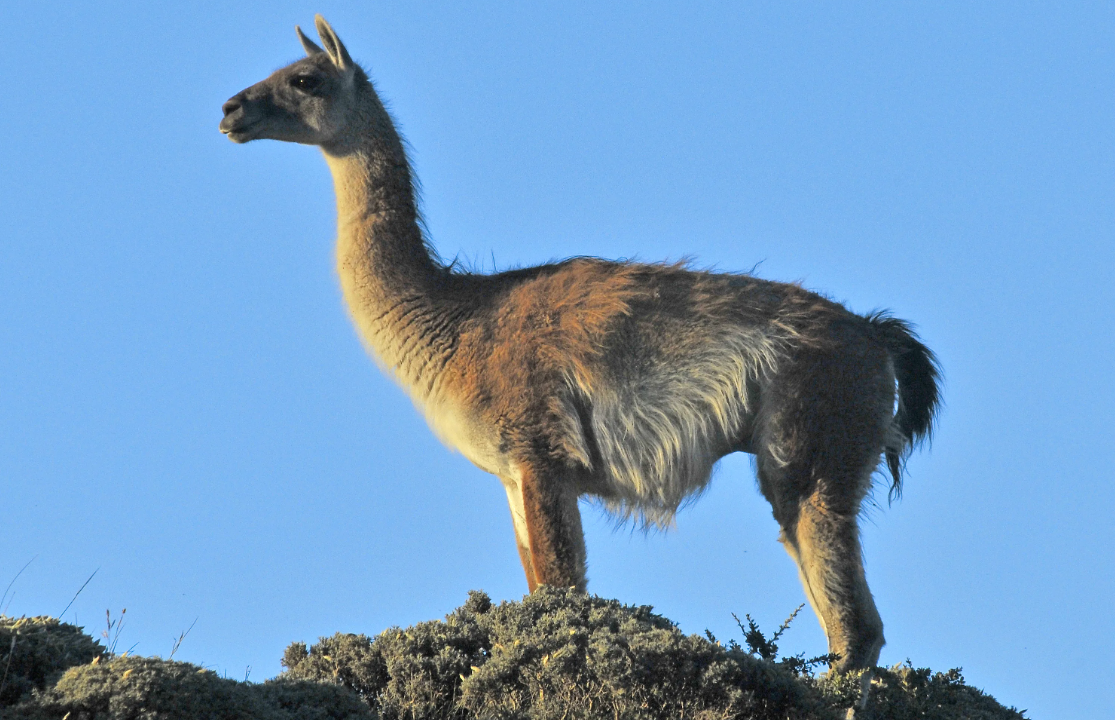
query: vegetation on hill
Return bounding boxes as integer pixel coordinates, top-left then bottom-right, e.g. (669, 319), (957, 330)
(0, 616), (103, 708)
(1, 588), (1024, 719)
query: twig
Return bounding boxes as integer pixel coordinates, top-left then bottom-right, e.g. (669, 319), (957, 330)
(772, 604), (806, 644)
(1, 556), (38, 616)
(168, 618), (198, 660)
(59, 569), (99, 620)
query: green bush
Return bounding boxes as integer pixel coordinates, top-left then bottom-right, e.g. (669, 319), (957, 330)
(283, 588), (1026, 720)
(829, 663), (1028, 720)
(284, 588), (834, 720)
(0, 616), (105, 707)
(5, 655), (375, 720)
(1, 590), (1026, 719)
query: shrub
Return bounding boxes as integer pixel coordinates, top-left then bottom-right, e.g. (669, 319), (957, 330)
(2, 591), (1027, 719)
(283, 588), (1027, 720)
(0, 615), (105, 707)
(822, 663), (1028, 720)
(6, 655), (375, 720)
(282, 587), (834, 720)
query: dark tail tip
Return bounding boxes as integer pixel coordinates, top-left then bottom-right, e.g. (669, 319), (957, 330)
(885, 448), (903, 501)
(867, 312), (942, 502)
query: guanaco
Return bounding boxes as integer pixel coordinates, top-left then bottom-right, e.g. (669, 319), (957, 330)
(219, 16), (940, 675)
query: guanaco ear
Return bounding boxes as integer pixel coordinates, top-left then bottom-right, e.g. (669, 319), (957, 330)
(314, 14), (354, 72)
(296, 25), (325, 56)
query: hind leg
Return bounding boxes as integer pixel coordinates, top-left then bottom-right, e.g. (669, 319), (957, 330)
(776, 490), (884, 670)
(783, 493), (883, 720)
(755, 344), (894, 719)
(756, 346), (893, 671)
(758, 432), (886, 671)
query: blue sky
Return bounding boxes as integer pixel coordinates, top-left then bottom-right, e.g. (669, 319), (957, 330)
(2, 2), (1112, 717)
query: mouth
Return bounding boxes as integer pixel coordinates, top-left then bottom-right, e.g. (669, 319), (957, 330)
(219, 119), (257, 143)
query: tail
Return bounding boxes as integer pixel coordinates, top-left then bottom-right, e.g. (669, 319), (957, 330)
(867, 312), (942, 501)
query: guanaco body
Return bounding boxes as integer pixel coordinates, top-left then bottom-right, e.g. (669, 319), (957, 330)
(220, 16), (940, 675)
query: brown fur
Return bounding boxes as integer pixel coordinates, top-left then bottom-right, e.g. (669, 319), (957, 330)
(220, 17), (941, 683)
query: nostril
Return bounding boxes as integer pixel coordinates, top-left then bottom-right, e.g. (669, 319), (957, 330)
(222, 98), (241, 117)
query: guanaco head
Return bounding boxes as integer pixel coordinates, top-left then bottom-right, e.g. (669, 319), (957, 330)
(220, 15), (362, 147)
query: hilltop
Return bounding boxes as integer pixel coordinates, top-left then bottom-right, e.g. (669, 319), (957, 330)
(1, 588), (1024, 719)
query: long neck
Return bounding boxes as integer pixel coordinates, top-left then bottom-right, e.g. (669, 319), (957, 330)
(321, 90), (460, 398)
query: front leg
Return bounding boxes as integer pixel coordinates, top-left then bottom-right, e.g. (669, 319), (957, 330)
(502, 462), (587, 591)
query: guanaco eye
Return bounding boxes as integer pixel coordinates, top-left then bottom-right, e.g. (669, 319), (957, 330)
(291, 75), (322, 92)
